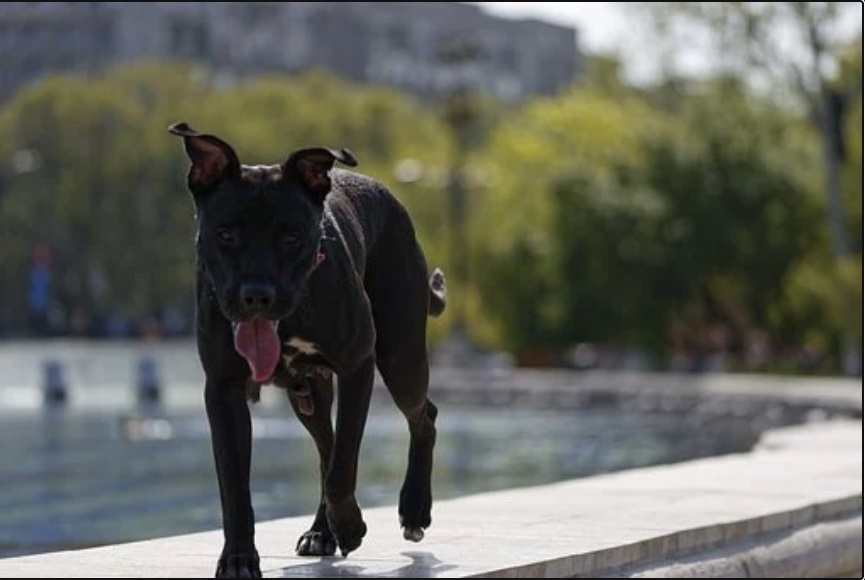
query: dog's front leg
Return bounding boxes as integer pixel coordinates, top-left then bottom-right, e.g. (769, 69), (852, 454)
(326, 356), (375, 556)
(205, 378), (261, 578)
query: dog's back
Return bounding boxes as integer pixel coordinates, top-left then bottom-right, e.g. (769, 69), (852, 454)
(326, 169), (445, 320)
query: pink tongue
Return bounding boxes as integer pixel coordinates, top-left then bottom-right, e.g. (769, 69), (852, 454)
(233, 319), (281, 382)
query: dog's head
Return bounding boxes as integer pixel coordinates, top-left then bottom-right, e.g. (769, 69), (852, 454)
(169, 122), (357, 380)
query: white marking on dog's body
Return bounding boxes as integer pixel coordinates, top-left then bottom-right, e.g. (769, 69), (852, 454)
(286, 337), (319, 355)
(282, 337), (319, 370)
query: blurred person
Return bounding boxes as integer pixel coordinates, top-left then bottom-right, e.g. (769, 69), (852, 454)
(27, 242), (52, 337)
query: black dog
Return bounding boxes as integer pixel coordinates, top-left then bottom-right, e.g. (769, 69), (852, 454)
(169, 122), (446, 578)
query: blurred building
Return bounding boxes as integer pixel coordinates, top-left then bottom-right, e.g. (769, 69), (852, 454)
(0, 2), (580, 102)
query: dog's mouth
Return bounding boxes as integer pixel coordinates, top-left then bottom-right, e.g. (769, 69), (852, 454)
(232, 319), (281, 383)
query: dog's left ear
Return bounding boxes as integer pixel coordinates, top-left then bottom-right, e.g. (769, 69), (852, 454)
(168, 122), (241, 197)
(284, 147), (358, 204)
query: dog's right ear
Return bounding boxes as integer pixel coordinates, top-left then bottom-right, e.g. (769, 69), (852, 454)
(283, 147), (358, 205)
(168, 122), (241, 196)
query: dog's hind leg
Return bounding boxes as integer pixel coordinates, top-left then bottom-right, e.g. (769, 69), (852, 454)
(377, 340), (437, 542)
(287, 374), (337, 557)
(367, 245), (439, 542)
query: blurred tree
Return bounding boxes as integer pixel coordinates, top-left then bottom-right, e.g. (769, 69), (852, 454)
(473, 79), (826, 371)
(0, 66), (223, 335)
(470, 90), (667, 354)
(581, 54), (632, 98)
(638, 1), (863, 372)
(642, 80), (824, 371)
(837, 44), (863, 254)
(0, 58), (853, 374)
(0, 64), (449, 338)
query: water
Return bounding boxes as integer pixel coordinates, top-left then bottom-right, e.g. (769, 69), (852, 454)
(0, 400), (760, 559)
(0, 341), (766, 559)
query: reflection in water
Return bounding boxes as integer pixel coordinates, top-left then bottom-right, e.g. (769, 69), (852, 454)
(0, 403), (761, 558)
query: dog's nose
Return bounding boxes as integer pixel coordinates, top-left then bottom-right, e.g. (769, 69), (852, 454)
(240, 283), (276, 311)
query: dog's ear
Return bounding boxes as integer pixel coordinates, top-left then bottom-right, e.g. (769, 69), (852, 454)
(284, 147), (358, 204)
(168, 122), (241, 196)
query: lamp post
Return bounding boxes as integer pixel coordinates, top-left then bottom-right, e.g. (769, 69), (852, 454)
(437, 38), (479, 349)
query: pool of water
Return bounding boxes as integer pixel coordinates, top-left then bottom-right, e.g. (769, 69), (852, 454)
(0, 400), (762, 559)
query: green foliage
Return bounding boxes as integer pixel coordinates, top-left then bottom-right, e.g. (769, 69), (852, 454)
(0, 64), (449, 336)
(0, 72), (195, 325)
(468, 88), (669, 351)
(839, 43), (863, 254)
(467, 90), (662, 350)
(470, 76), (842, 370)
(0, 57), (857, 373)
(640, 82), (824, 364)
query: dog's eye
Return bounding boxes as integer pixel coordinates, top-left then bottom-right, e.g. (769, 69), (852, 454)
(280, 232), (300, 250)
(216, 229), (239, 247)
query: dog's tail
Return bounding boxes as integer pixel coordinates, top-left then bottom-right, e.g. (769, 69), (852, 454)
(428, 268), (446, 317)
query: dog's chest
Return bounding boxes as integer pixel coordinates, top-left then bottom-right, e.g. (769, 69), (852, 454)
(274, 336), (331, 415)
(278, 336), (332, 380)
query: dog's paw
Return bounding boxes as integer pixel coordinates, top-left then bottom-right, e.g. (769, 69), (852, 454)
(296, 529), (337, 556)
(326, 498), (367, 557)
(399, 510), (429, 543)
(399, 484), (432, 539)
(215, 552), (261, 578)
(336, 520), (367, 557)
(402, 526), (425, 542)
